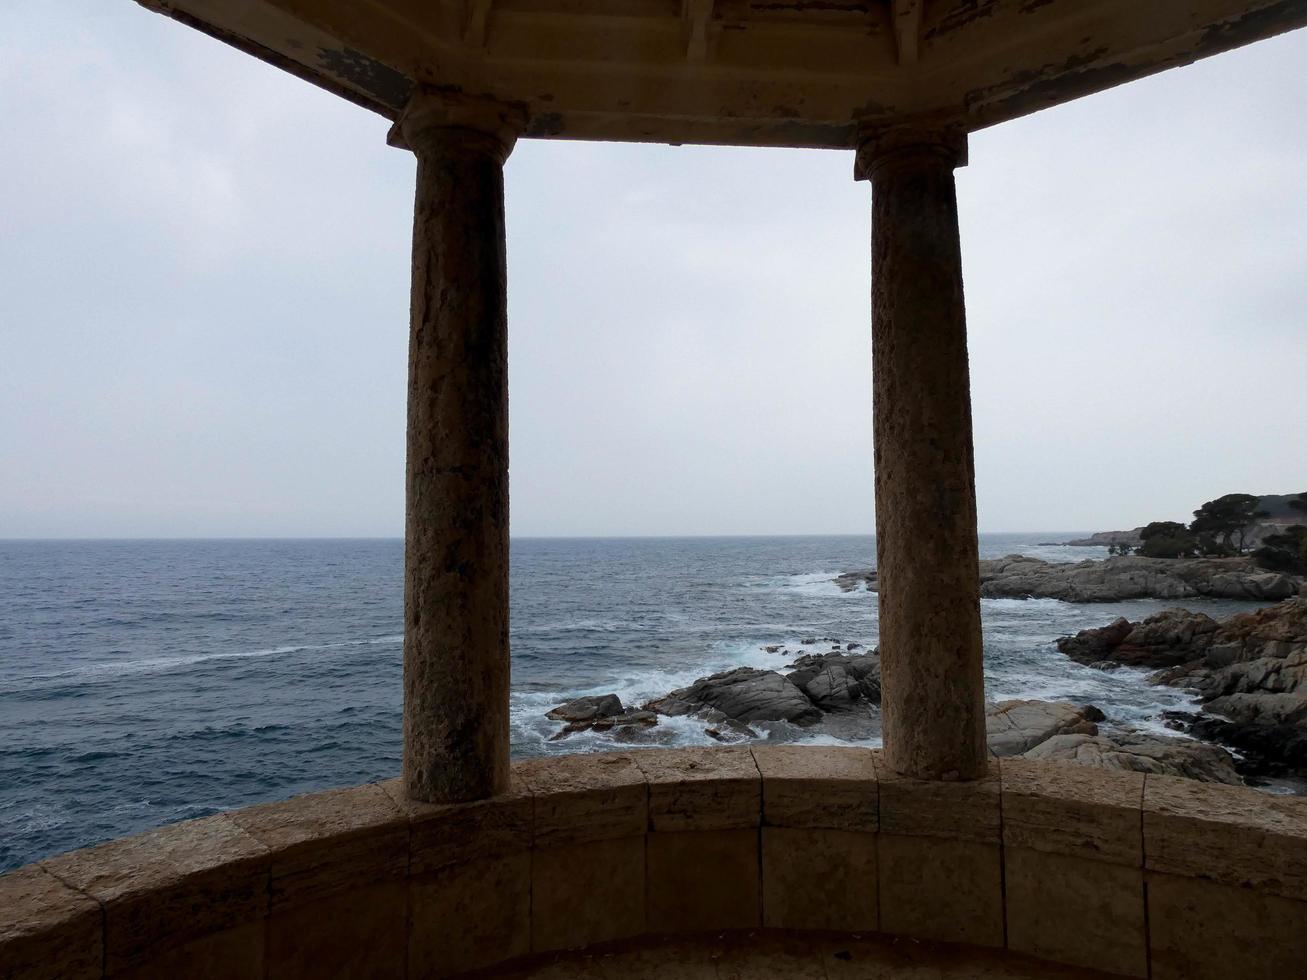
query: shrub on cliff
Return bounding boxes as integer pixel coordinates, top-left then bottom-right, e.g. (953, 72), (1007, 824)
(1138, 521), (1200, 559)
(1253, 525), (1307, 575)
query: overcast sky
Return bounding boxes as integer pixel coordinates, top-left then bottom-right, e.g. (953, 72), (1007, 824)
(1, 3), (1304, 538)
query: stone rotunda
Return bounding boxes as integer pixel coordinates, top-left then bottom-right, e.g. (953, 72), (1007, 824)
(3, 2), (1307, 979)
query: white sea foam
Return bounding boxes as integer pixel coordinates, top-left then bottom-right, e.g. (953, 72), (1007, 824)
(745, 570), (860, 598)
(980, 597), (1070, 611)
(10, 634), (403, 691)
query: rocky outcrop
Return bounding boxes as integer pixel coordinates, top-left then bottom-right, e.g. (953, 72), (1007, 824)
(545, 694), (658, 740)
(985, 700), (1103, 756)
(1022, 731), (1243, 784)
(1057, 610), (1218, 669)
(645, 666), (826, 726)
(836, 556), (1303, 603)
(1057, 599), (1307, 775)
(784, 652), (882, 710)
(1062, 529), (1145, 548)
(547, 694), (623, 723)
(981, 699), (1238, 782)
(1189, 695), (1307, 774)
(545, 670), (1245, 785)
(760, 639), (868, 658)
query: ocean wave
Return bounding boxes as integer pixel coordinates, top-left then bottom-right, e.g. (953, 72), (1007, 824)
(2, 634), (403, 693)
(980, 596), (1070, 610)
(742, 571), (858, 598)
(513, 618), (666, 635)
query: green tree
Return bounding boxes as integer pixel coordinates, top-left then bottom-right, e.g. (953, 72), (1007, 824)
(1189, 494), (1269, 555)
(1138, 521), (1199, 559)
(1253, 525), (1307, 575)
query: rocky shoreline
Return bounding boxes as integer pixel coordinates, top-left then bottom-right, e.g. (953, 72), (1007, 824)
(836, 555), (1304, 603)
(545, 638), (1245, 786)
(1056, 598), (1307, 780)
(541, 566), (1307, 790)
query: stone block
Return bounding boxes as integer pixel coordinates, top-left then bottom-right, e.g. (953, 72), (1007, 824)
(491, 952), (612, 980)
(876, 833), (1003, 947)
(715, 935), (827, 980)
(646, 829), (760, 932)
(516, 753), (647, 847)
(531, 836), (644, 953)
(634, 747), (760, 832)
(408, 851), (531, 978)
(111, 921), (264, 980)
(752, 745), (877, 831)
(877, 762), (1000, 842)
(761, 827), (876, 931)
(230, 781), (407, 910)
(1005, 845), (1147, 978)
(41, 813), (269, 974)
(1000, 758), (1143, 866)
(266, 879), (405, 980)
(0, 864), (102, 980)
(380, 773), (533, 876)
(1144, 773), (1307, 900)
(1147, 872), (1307, 980)
(588, 938), (719, 980)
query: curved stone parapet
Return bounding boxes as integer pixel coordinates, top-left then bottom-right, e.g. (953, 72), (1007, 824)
(3, 747), (1306, 980)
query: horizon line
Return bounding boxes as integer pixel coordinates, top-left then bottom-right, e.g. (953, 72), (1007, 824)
(0, 530), (1095, 543)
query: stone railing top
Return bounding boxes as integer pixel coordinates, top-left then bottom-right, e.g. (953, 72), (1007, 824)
(4, 746), (1307, 979)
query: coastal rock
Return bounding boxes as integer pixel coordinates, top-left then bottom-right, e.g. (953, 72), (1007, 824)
(1062, 529), (1145, 548)
(1022, 731), (1243, 784)
(644, 666), (824, 726)
(546, 694), (624, 723)
(834, 571), (875, 593)
(705, 720), (760, 743)
(984, 699), (1101, 756)
(641, 652), (884, 730)
(545, 695), (659, 740)
(1056, 599), (1307, 776)
(836, 557), (1304, 602)
(978, 555), (1301, 603)
(1058, 611), (1220, 669)
(1189, 693), (1307, 773)
(784, 652), (881, 709)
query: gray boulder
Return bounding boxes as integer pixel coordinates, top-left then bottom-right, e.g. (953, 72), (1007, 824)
(645, 666), (824, 726)
(1058, 610), (1220, 670)
(985, 700), (1101, 757)
(546, 693), (624, 723)
(546, 694), (660, 741)
(1023, 731), (1242, 785)
(784, 652), (881, 709)
(841, 557), (1304, 603)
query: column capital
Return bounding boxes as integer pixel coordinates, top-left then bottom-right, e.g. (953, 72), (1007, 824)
(853, 124), (968, 182)
(387, 87), (527, 162)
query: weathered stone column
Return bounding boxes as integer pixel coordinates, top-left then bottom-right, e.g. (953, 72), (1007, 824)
(392, 91), (524, 802)
(856, 128), (987, 781)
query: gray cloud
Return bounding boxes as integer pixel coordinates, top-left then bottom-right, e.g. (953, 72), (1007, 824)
(1, 2), (1303, 537)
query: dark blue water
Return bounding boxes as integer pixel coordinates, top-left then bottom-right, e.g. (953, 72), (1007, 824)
(0, 536), (1264, 871)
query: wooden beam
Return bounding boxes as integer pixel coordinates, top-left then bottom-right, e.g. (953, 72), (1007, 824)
(683, 0), (714, 63)
(892, 0), (922, 65)
(465, 0), (492, 48)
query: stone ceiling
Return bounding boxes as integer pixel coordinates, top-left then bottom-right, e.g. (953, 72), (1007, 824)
(139, 0), (1307, 147)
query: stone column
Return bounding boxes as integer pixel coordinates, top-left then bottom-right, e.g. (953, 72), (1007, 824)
(856, 128), (987, 781)
(392, 91), (524, 803)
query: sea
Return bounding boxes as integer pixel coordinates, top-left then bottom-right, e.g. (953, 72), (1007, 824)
(0, 535), (1271, 873)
